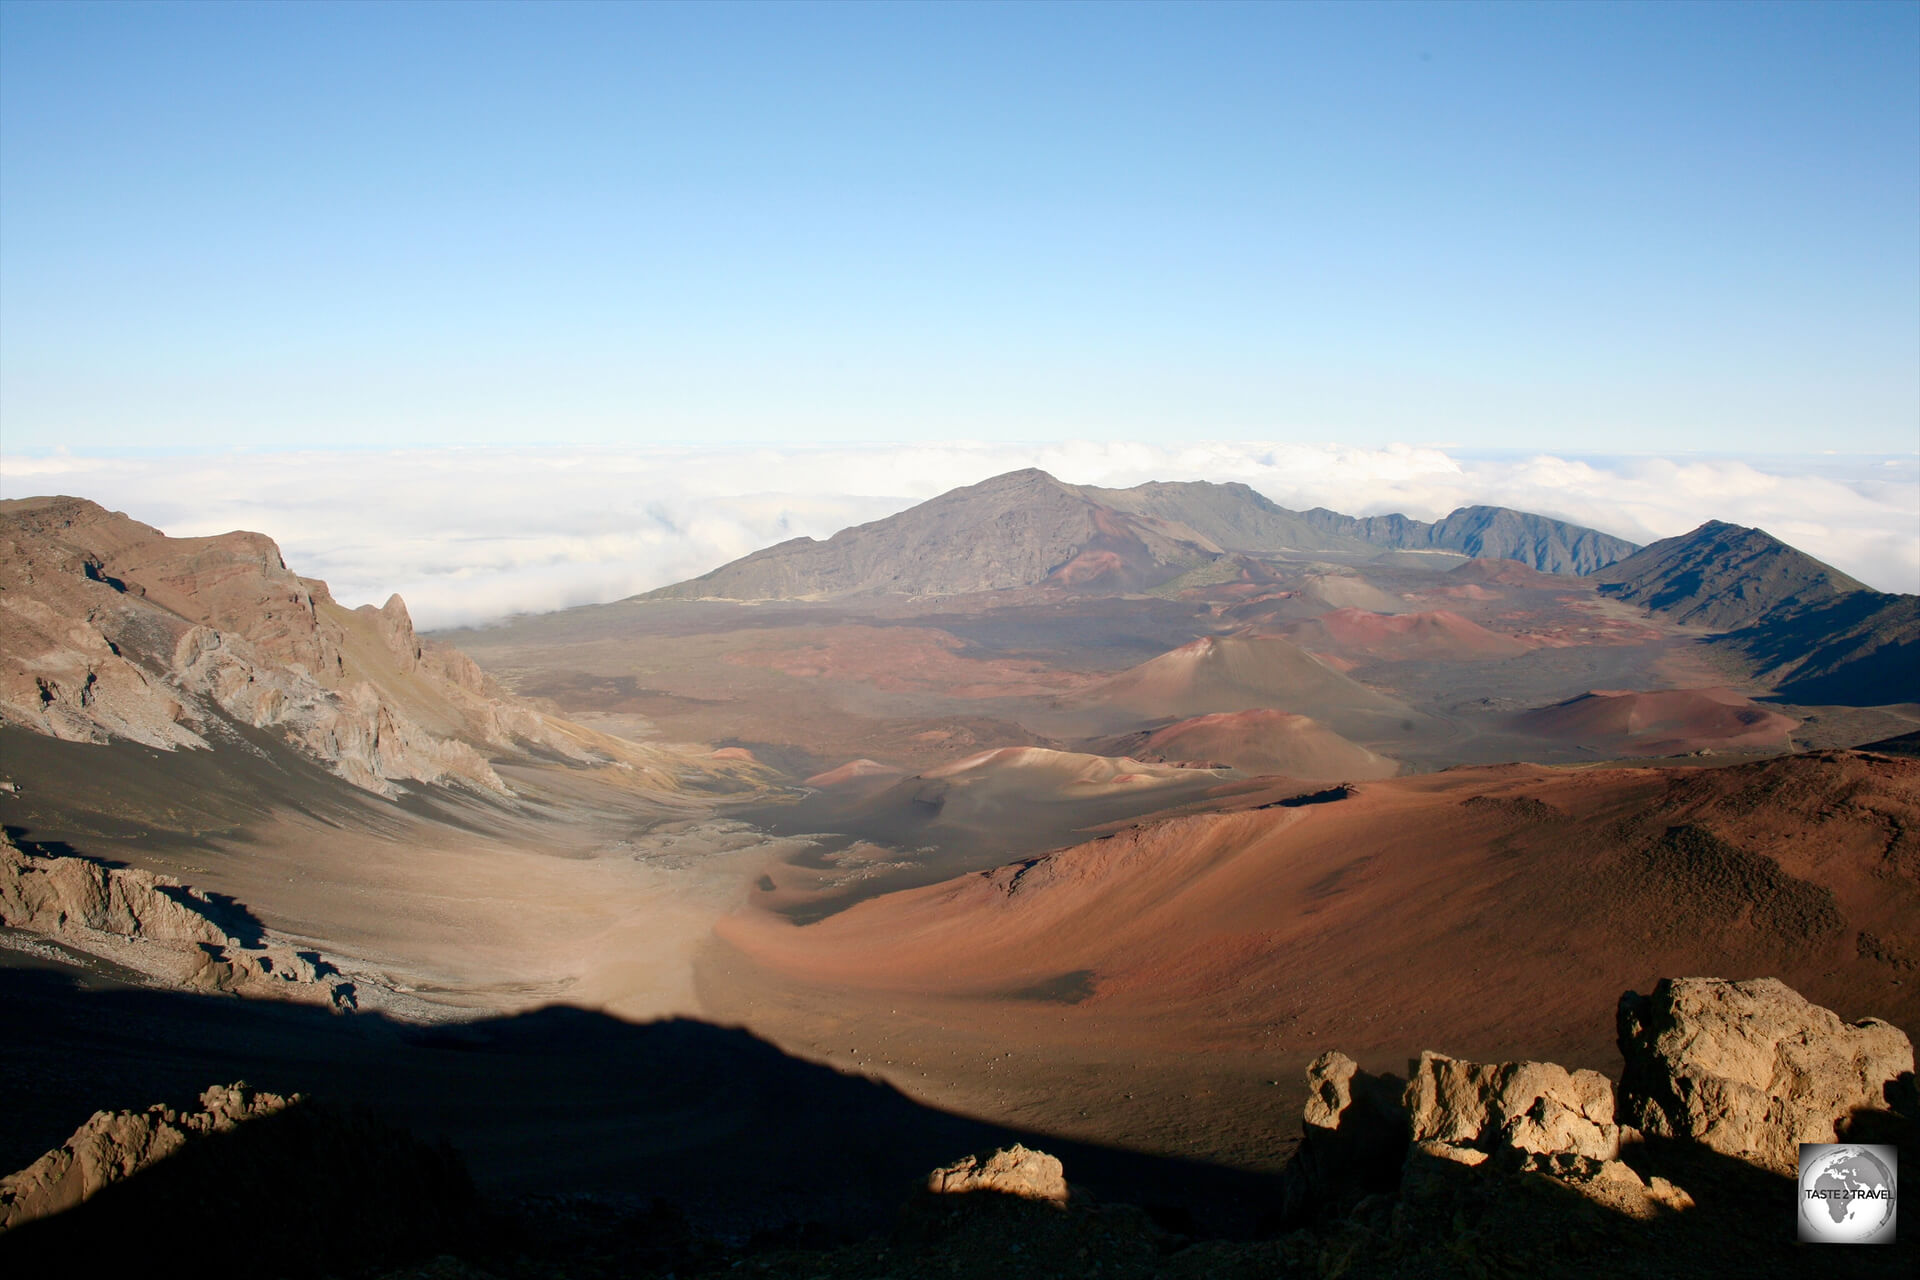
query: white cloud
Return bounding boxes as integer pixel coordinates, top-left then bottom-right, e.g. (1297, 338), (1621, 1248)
(3, 442), (1914, 628)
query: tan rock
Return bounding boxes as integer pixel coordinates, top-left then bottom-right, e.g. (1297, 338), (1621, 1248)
(0, 1083), (295, 1231)
(1403, 1050), (1620, 1160)
(1280, 1050), (1410, 1226)
(0, 831), (355, 1007)
(0, 833), (226, 946)
(925, 1144), (1068, 1203)
(0, 495), (769, 804)
(1617, 976), (1915, 1174)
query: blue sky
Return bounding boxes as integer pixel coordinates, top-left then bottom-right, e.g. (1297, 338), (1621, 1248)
(2, 0), (1916, 454)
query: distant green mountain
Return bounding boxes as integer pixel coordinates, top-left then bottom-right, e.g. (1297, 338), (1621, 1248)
(1298, 504), (1638, 575)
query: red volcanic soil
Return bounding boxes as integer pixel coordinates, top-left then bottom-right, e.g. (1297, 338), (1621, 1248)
(1514, 687), (1799, 756)
(803, 758), (908, 788)
(1048, 548), (1129, 585)
(1446, 557), (1575, 588)
(717, 751), (1920, 1082)
(1093, 709), (1399, 781)
(1280, 607), (1535, 663)
(1067, 633), (1414, 735)
(708, 746), (759, 762)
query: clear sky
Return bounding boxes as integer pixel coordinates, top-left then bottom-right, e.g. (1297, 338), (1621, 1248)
(2, 0), (1916, 455)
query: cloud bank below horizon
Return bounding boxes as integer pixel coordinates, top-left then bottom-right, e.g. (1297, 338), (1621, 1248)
(4, 442), (1914, 630)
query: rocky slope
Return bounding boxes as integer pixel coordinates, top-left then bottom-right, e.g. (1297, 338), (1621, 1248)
(0, 496), (762, 799)
(0, 1081), (474, 1273)
(1299, 503), (1639, 574)
(1590, 519), (1869, 629)
(1724, 589), (1920, 705)
(1590, 519), (1918, 704)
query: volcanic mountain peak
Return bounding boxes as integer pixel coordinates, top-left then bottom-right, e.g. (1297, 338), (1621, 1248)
(644, 467), (1222, 600)
(642, 469), (1645, 602)
(1591, 520), (1870, 631)
(1090, 707), (1400, 781)
(1068, 630), (1420, 745)
(1281, 607), (1535, 662)
(1512, 686), (1799, 757)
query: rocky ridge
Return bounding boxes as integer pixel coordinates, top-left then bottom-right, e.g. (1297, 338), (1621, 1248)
(0, 828), (361, 1007)
(0, 1082), (296, 1230)
(0, 496), (765, 799)
(1592, 520), (1869, 630)
(1300, 502), (1639, 575)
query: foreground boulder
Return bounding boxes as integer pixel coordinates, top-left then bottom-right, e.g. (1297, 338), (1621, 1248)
(1284, 976), (1916, 1243)
(1618, 976), (1915, 1174)
(924, 1144), (1069, 1203)
(1404, 1050), (1621, 1161)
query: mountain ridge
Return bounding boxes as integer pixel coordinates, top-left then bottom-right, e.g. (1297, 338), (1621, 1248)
(1299, 503), (1639, 575)
(643, 469), (1640, 601)
(1590, 519), (1871, 629)
(1591, 520), (1918, 705)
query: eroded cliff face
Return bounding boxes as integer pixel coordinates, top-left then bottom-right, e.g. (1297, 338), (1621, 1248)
(0, 496), (759, 799)
(0, 830), (358, 1006)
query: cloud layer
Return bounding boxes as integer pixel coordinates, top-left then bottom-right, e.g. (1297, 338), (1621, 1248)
(4, 442), (1914, 629)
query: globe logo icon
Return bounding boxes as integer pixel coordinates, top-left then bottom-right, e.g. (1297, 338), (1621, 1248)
(1799, 1144), (1898, 1244)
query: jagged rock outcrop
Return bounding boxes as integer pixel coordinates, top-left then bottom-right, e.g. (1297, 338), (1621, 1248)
(0, 1083), (293, 1231)
(1278, 1050), (1408, 1225)
(0, 830), (355, 1007)
(0, 1083), (474, 1273)
(1285, 977), (1912, 1239)
(0, 496), (767, 801)
(0, 831), (225, 946)
(1404, 1050), (1621, 1161)
(925, 1144), (1069, 1203)
(1617, 976), (1915, 1174)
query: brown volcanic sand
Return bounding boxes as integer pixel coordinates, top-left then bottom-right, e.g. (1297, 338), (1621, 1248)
(0, 726), (794, 1023)
(1445, 557), (1577, 588)
(704, 751), (1920, 1170)
(1515, 686), (1800, 756)
(1092, 709), (1400, 780)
